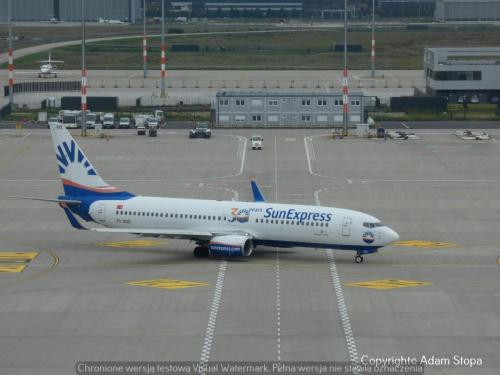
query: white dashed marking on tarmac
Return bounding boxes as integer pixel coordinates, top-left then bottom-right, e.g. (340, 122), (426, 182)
(315, 189), (360, 373)
(326, 249), (360, 374)
(276, 249), (282, 362)
(199, 261), (227, 374)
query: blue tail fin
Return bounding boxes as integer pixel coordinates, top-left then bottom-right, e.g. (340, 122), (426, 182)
(250, 180), (266, 202)
(49, 124), (134, 201)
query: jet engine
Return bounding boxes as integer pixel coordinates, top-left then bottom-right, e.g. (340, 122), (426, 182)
(209, 235), (253, 257)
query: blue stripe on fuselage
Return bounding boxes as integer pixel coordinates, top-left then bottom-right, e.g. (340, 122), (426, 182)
(253, 239), (380, 253)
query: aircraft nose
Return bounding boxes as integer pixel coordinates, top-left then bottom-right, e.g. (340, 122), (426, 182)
(385, 227), (400, 244)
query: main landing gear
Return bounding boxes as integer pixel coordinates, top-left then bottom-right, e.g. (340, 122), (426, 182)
(354, 254), (364, 264)
(193, 245), (209, 258)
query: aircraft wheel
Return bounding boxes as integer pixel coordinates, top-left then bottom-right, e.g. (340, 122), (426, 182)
(355, 255), (364, 264)
(193, 246), (209, 258)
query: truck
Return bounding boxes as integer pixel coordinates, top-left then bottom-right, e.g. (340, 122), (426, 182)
(251, 135), (263, 150)
(103, 113), (115, 129)
(59, 110), (81, 129)
(154, 109), (165, 126)
(85, 112), (97, 129)
(134, 114), (149, 128)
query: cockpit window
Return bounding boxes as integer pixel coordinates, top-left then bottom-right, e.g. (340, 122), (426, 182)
(363, 222), (384, 228)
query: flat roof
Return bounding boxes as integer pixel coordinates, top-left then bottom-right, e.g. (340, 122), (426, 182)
(216, 91), (363, 97)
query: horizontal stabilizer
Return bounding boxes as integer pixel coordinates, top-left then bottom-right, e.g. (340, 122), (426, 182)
(250, 180), (266, 202)
(9, 196), (81, 205)
(59, 203), (88, 230)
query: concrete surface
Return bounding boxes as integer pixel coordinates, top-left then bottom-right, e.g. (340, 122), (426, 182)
(0, 69), (422, 108)
(0, 127), (499, 374)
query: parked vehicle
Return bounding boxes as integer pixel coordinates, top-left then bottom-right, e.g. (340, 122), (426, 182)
(60, 110), (81, 129)
(251, 135), (263, 150)
(470, 95), (480, 104)
(189, 122), (211, 139)
(134, 114), (149, 128)
(119, 117), (131, 129)
(103, 113), (115, 129)
(47, 116), (59, 128)
(85, 112), (97, 129)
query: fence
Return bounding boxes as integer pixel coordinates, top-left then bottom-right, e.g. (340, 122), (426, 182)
(3, 81), (81, 97)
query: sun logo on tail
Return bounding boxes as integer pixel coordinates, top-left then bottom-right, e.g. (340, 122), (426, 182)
(56, 140), (96, 176)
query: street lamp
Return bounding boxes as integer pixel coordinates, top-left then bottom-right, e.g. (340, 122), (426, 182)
(8, 0), (14, 106)
(160, 0), (166, 97)
(371, 0), (376, 78)
(342, 0), (349, 136)
(143, 0), (148, 79)
(81, 0), (87, 136)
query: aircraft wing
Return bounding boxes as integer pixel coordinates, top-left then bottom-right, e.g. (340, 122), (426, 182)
(93, 228), (213, 240)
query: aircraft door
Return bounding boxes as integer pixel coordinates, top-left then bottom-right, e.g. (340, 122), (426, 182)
(342, 216), (352, 236)
(95, 202), (106, 223)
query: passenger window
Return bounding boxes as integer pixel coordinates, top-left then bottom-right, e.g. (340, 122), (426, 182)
(266, 219), (269, 223)
(270, 220), (274, 224)
(175, 214), (178, 218)
(281, 220), (284, 224)
(190, 215), (193, 219)
(325, 223), (329, 227)
(203, 215), (206, 220)
(218, 216), (221, 220)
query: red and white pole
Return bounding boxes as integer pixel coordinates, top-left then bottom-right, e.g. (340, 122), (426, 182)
(160, 43), (167, 79)
(143, 35), (148, 69)
(81, 68), (87, 113)
(342, 67), (349, 117)
(8, 47), (14, 103)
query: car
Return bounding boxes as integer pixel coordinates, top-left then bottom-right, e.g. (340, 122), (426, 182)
(251, 135), (263, 150)
(119, 117), (131, 129)
(491, 96), (499, 104)
(47, 116), (59, 128)
(470, 95), (479, 104)
(189, 122), (211, 139)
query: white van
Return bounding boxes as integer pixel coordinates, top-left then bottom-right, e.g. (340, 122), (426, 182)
(103, 113), (115, 129)
(251, 135), (263, 150)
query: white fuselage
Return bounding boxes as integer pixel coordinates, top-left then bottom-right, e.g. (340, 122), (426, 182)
(89, 196), (399, 250)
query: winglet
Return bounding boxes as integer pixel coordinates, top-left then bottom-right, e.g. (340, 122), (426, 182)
(250, 180), (266, 202)
(59, 203), (88, 230)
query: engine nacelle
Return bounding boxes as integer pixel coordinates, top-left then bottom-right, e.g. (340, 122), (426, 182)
(209, 235), (254, 257)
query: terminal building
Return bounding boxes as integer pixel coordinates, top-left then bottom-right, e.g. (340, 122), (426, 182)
(214, 91), (366, 127)
(378, 0), (436, 17)
(0, 0), (54, 22)
(424, 47), (500, 103)
(0, 0), (142, 23)
(204, 2), (303, 12)
(435, 0), (500, 21)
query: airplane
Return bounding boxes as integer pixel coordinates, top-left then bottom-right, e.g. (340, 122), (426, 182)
(99, 17), (126, 25)
(37, 52), (64, 78)
(14, 125), (399, 263)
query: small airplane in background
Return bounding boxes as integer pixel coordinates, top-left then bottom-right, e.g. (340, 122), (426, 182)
(38, 53), (64, 78)
(99, 17), (126, 25)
